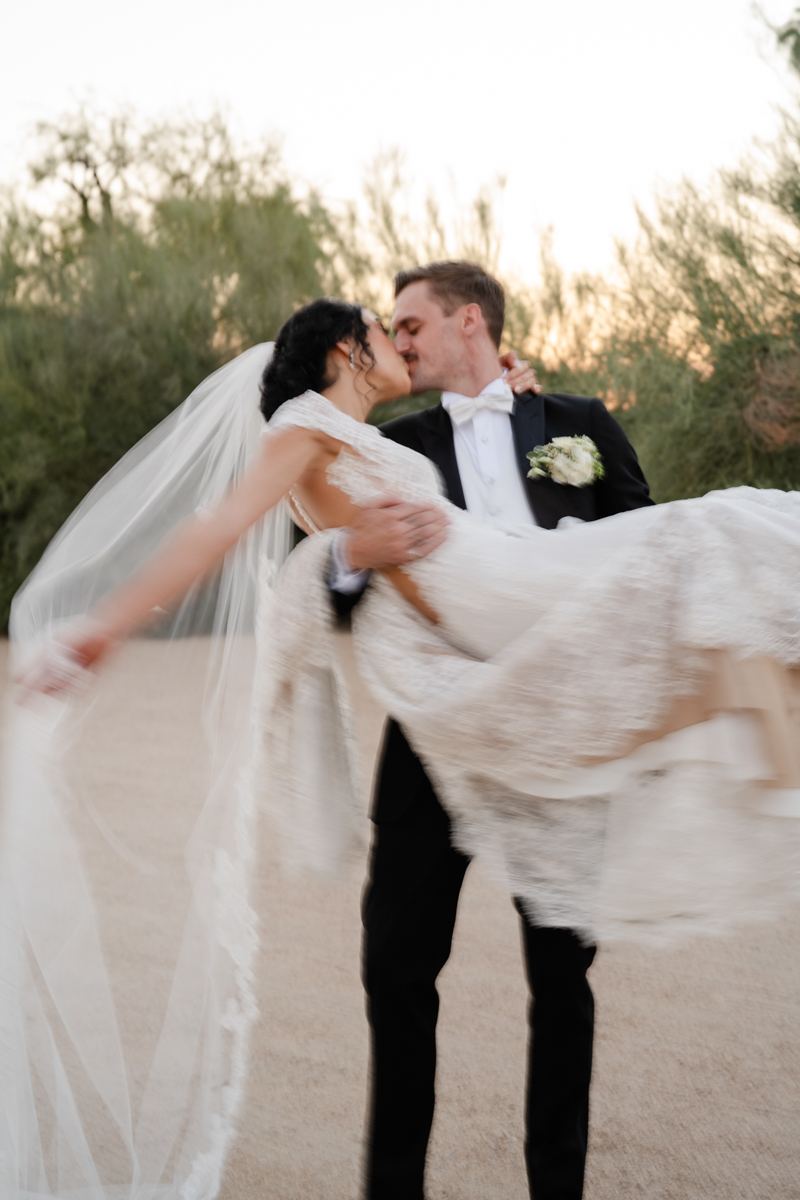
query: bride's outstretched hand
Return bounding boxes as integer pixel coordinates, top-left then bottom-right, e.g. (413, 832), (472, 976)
(501, 351), (542, 394)
(16, 620), (117, 696)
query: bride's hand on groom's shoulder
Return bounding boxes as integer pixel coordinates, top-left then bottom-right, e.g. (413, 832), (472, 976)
(344, 497), (449, 572)
(501, 351), (542, 395)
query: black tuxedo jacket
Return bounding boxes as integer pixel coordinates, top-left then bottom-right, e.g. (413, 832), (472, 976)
(342, 390), (654, 822)
(380, 389), (652, 527)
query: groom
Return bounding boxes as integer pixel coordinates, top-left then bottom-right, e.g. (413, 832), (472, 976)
(330, 261), (653, 1200)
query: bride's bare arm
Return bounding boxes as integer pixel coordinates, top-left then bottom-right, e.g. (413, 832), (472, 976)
(74, 426), (323, 664)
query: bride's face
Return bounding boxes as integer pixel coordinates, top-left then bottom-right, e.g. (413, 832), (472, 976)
(357, 311), (412, 403)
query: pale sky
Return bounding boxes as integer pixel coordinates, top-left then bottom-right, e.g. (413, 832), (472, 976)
(0, 0), (797, 279)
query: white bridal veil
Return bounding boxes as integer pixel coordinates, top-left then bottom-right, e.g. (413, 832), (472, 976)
(0, 343), (293, 1200)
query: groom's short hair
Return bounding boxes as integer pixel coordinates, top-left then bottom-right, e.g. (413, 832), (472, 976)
(394, 261), (505, 347)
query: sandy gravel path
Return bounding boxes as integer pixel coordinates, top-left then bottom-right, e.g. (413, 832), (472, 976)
(2, 636), (798, 1199)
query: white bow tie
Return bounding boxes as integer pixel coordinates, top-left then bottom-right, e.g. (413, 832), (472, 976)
(444, 385), (515, 426)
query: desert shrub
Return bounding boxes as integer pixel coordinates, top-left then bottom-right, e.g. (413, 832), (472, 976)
(0, 112), (330, 626)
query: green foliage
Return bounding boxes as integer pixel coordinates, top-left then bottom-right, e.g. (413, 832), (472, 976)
(8, 45), (800, 628)
(775, 7), (800, 79)
(0, 111), (330, 627)
(525, 115), (800, 501)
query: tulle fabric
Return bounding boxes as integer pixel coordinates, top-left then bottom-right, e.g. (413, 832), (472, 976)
(1, 344), (292, 1199)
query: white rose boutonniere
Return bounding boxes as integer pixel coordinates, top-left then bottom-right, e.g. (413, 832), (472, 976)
(526, 435), (604, 487)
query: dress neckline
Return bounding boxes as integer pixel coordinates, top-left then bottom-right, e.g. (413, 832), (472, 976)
(273, 391), (382, 438)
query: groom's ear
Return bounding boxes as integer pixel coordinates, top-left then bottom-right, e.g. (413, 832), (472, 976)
(460, 303), (486, 339)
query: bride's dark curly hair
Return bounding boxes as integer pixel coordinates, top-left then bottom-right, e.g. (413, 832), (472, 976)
(260, 298), (374, 420)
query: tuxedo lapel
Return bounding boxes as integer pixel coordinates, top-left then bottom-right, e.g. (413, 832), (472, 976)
(417, 405), (467, 510)
(511, 391), (547, 522)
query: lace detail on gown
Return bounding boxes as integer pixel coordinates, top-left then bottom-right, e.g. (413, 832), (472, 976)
(253, 530), (367, 879)
(259, 392), (800, 945)
(269, 391), (446, 507)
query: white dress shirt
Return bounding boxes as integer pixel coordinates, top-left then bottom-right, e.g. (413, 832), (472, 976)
(441, 377), (536, 528)
(330, 375), (535, 592)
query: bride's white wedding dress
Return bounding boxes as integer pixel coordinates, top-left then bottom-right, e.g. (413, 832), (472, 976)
(260, 390), (800, 945)
(3, 342), (800, 1200)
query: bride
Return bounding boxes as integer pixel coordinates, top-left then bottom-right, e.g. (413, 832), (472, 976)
(4, 297), (800, 1199)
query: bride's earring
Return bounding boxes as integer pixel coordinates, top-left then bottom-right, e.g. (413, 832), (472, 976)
(349, 349), (357, 371)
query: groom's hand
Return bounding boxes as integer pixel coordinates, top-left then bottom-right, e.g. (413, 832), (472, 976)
(344, 497), (449, 570)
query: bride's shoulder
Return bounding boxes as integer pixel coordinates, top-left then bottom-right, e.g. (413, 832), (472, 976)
(268, 390), (332, 427)
(265, 391), (366, 441)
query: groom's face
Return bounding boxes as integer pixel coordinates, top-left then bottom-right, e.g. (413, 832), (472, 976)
(391, 282), (467, 394)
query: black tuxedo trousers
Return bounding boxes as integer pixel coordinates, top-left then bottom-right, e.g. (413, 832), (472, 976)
(362, 744), (596, 1200)
(349, 392), (653, 1200)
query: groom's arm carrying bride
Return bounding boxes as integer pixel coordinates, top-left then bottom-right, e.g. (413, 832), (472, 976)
(332, 261), (653, 1200)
